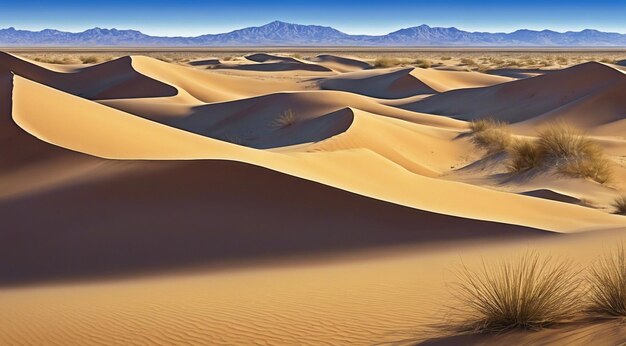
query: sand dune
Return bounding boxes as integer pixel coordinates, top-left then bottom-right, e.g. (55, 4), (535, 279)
(1, 51), (626, 345)
(321, 66), (512, 99)
(310, 54), (372, 72)
(403, 62), (626, 127)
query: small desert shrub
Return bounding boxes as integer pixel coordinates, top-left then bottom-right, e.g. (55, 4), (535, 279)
(469, 118), (511, 153)
(537, 124), (612, 183)
(374, 57), (402, 68)
(508, 138), (542, 172)
(440, 56), (452, 61)
(448, 252), (582, 333)
(587, 244), (626, 316)
(460, 58), (478, 67)
(599, 58), (616, 64)
(80, 56), (99, 64)
(272, 109), (297, 128)
(414, 58), (432, 69)
(222, 56), (234, 61)
(506, 123), (612, 183)
(612, 196), (626, 215)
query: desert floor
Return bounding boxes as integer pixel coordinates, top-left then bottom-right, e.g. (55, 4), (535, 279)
(1, 49), (626, 345)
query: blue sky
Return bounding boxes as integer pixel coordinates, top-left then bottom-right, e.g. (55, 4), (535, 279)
(1, 0), (625, 36)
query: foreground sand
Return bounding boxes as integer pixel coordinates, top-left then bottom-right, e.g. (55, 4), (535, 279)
(2, 232), (626, 345)
(1, 50), (626, 344)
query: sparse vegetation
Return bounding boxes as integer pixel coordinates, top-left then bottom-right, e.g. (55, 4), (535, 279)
(469, 118), (511, 154)
(448, 252), (582, 333)
(612, 196), (626, 215)
(536, 123), (612, 183)
(413, 58), (432, 69)
(507, 138), (542, 172)
(504, 123), (612, 183)
(374, 57), (402, 68)
(271, 109), (298, 128)
(587, 244), (626, 316)
(80, 56), (99, 64)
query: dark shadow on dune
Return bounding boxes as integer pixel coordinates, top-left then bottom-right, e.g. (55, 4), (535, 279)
(0, 159), (554, 286)
(245, 53), (299, 63)
(0, 52), (177, 100)
(486, 68), (557, 79)
(150, 93), (355, 149)
(209, 61), (332, 72)
(320, 67), (436, 99)
(188, 59), (221, 66)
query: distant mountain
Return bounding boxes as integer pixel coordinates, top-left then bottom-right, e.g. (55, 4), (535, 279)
(1, 21), (626, 46)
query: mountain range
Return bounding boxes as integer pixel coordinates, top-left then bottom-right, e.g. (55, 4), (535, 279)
(1, 21), (626, 46)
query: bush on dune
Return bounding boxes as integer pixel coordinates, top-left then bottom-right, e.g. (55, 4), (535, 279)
(587, 244), (626, 316)
(612, 196), (626, 215)
(373, 57), (402, 68)
(469, 119), (511, 154)
(504, 123), (612, 184)
(448, 252), (582, 334)
(271, 109), (298, 128)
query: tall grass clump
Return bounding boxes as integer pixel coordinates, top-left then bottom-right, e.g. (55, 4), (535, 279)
(469, 118), (511, 154)
(448, 252), (582, 334)
(414, 58), (432, 69)
(374, 57), (402, 68)
(612, 196), (626, 215)
(587, 244), (626, 316)
(506, 123), (612, 183)
(80, 56), (99, 64)
(271, 109), (297, 128)
(507, 138), (542, 172)
(537, 123), (612, 183)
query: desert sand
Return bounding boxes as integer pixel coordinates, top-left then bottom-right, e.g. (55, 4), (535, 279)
(1, 50), (626, 345)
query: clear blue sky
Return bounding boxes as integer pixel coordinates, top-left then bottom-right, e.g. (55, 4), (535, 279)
(1, 0), (625, 36)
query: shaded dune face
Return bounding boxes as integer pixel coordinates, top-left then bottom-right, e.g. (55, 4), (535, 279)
(0, 52), (178, 100)
(321, 68), (437, 98)
(0, 159), (549, 286)
(311, 54), (373, 72)
(403, 62), (626, 126)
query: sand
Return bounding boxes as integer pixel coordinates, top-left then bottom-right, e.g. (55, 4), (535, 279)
(1, 50), (626, 345)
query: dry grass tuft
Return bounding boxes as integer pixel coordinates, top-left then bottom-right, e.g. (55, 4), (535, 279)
(469, 119), (511, 154)
(507, 138), (542, 172)
(587, 244), (626, 316)
(373, 57), (402, 68)
(506, 123), (612, 183)
(612, 196), (626, 215)
(271, 109), (298, 128)
(537, 123), (612, 183)
(448, 252), (582, 334)
(80, 56), (99, 64)
(413, 59), (432, 69)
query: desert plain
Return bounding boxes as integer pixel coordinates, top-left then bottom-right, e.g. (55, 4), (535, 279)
(1, 48), (626, 345)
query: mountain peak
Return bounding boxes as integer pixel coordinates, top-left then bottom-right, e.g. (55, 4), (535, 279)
(0, 23), (624, 46)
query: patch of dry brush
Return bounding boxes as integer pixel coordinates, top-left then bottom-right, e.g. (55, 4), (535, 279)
(508, 123), (612, 184)
(448, 252), (582, 333)
(587, 244), (626, 316)
(469, 118), (511, 154)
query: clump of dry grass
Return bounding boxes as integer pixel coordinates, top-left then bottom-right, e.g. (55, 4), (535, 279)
(587, 244), (626, 316)
(469, 119), (511, 154)
(448, 252), (582, 334)
(374, 57), (402, 68)
(506, 123), (612, 183)
(537, 123), (612, 183)
(507, 138), (542, 172)
(413, 58), (432, 69)
(271, 109), (297, 128)
(612, 196), (626, 215)
(79, 56), (99, 64)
